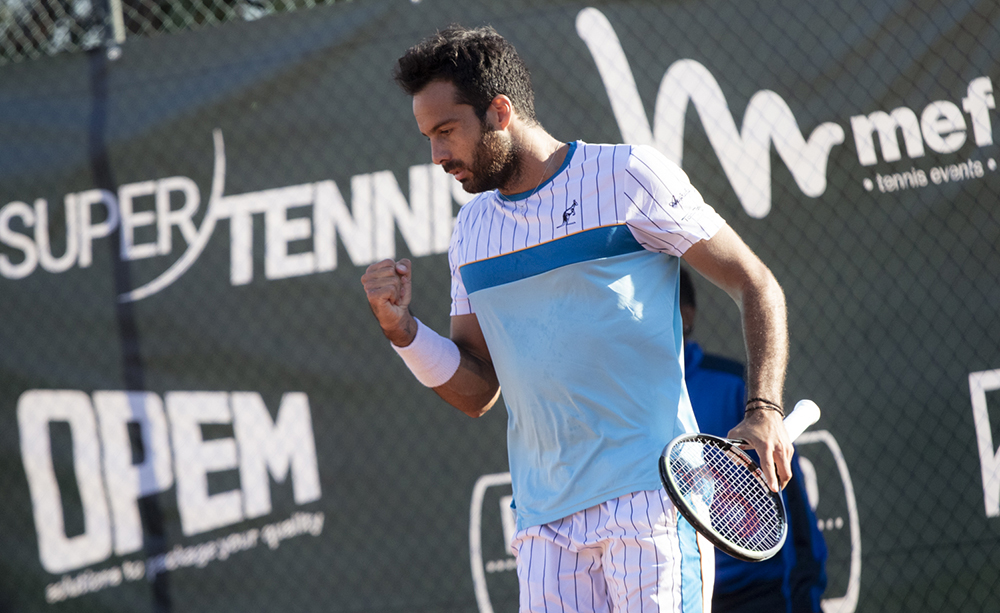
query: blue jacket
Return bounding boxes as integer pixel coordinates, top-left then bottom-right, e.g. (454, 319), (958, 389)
(684, 342), (827, 613)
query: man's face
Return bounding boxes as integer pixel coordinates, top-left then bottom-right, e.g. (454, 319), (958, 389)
(413, 80), (520, 193)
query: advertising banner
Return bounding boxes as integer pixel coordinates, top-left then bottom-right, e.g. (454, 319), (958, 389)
(1, 1), (998, 611)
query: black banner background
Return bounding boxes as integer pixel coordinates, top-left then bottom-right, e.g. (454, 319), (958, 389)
(1, 0), (999, 611)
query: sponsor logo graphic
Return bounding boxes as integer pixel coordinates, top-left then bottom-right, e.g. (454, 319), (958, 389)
(796, 431), (861, 613)
(556, 200), (579, 228)
(577, 7), (996, 218)
(469, 473), (517, 613)
(0, 130), (472, 300)
(18, 389), (323, 602)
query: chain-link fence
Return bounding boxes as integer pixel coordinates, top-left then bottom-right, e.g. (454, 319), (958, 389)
(1, 0), (999, 612)
(0, 0), (340, 64)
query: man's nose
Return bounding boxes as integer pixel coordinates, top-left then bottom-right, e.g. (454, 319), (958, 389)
(430, 140), (450, 166)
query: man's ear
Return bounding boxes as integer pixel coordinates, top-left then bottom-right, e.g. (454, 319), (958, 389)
(487, 94), (514, 130)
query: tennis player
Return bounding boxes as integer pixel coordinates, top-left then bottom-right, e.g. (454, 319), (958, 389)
(361, 25), (792, 613)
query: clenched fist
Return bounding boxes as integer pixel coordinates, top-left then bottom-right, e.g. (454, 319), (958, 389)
(361, 258), (417, 347)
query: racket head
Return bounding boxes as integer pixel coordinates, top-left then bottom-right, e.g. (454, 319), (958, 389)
(659, 433), (787, 562)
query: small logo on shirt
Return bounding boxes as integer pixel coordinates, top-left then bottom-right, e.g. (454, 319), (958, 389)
(557, 200), (579, 228)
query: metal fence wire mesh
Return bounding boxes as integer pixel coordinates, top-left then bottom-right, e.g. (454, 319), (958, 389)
(1, 0), (999, 612)
(0, 0), (341, 63)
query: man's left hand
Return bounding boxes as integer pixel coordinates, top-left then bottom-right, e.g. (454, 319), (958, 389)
(727, 409), (793, 492)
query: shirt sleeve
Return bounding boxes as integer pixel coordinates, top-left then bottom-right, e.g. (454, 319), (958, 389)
(448, 207), (474, 316)
(623, 145), (726, 256)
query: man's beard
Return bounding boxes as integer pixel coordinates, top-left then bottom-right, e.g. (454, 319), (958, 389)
(447, 121), (523, 194)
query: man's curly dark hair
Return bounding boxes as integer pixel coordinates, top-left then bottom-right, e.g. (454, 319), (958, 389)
(393, 25), (539, 126)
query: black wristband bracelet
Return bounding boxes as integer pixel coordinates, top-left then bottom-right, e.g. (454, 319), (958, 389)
(745, 404), (785, 416)
(745, 397), (784, 416)
(746, 397), (782, 408)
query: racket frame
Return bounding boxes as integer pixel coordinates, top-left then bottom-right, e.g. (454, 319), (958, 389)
(659, 432), (788, 562)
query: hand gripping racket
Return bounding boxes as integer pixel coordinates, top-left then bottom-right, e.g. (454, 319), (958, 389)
(659, 399), (821, 562)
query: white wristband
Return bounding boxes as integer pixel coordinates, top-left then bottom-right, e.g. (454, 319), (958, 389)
(391, 318), (461, 388)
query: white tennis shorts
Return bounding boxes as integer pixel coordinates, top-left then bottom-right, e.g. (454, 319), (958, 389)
(511, 489), (714, 613)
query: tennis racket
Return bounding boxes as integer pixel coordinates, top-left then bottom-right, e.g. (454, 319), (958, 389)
(659, 399), (821, 562)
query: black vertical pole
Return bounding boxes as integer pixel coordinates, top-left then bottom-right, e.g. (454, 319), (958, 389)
(87, 40), (172, 612)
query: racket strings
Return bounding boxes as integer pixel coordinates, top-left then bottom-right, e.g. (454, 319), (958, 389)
(668, 439), (785, 553)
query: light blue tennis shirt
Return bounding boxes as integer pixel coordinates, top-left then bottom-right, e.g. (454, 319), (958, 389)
(449, 142), (725, 530)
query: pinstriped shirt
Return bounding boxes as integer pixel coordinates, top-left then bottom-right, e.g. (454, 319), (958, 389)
(447, 141), (726, 530)
(449, 141), (724, 316)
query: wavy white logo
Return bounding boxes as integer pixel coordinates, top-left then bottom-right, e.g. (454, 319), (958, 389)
(576, 7), (997, 215)
(576, 7), (845, 219)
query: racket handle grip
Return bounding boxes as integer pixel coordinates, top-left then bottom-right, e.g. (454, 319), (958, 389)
(784, 399), (821, 441)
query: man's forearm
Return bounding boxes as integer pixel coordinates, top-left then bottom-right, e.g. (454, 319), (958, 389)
(432, 346), (501, 418)
(741, 272), (788, 409)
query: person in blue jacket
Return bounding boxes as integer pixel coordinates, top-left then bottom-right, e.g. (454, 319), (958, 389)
(680, 266), (828, 613)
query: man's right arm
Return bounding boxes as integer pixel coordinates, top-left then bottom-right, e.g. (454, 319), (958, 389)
(435, 313), (501, 417)
(361, 258), (500, 418)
